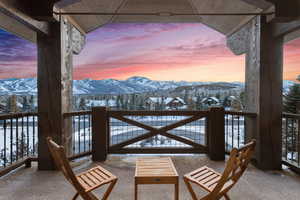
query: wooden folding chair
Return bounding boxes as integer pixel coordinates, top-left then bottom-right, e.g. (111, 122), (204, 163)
(184, 140), (256, 200)
(46, 137), (118, 200)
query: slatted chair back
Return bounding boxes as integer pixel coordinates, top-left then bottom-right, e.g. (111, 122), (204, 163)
(46, 137), (87, 196)
(211, 139), (256, 199)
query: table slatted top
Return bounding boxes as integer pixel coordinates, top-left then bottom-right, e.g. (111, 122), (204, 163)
(135, 157), (178, 178)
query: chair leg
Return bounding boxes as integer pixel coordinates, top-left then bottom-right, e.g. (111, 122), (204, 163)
(224, 194), (231, 200)
(72, 193), (79, 200)
(102, 179), (118, 200)
(184, 177), (198, 200)
(87, 192), (99, 200)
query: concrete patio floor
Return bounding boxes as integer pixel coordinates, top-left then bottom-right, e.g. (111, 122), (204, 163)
(0, 155), (300, 200)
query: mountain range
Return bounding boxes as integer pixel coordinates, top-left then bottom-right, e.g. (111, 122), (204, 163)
(0, 76), (296, 95)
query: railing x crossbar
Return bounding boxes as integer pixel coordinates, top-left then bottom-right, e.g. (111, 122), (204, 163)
(108, 111), (208, 154)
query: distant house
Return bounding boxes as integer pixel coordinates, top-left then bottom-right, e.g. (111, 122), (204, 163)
(146, 97), (186, 110)
(201, 97), (220, 107)
(146, 97), (165, 110)
(165, 97), (187, 110)
(86, 99), (117, 109)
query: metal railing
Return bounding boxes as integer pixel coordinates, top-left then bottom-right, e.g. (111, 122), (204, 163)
(0, 112), (38, 174)
(282, 113), (300, 171)
(63, 111), (92, 159)
(66, 109), (258, 155)
(224, 111), (257, 153)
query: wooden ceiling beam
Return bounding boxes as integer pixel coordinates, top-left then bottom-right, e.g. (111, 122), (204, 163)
(242, 0), (300, 22)
(267, 0), (300, 22)
(16, 0), (60, 21)
(53, 0), (86, 34)
(0, 1), (50, 35)
(55, 0), (82, 9)
(240, 0), (272, 10)
(272, 20), (300, 37)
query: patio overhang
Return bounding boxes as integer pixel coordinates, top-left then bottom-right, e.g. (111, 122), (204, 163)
(54, 0), (272, 36)
(0, 0), (275, 43)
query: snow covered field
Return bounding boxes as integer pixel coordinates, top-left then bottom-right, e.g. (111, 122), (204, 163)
(0, 117), (37, 167)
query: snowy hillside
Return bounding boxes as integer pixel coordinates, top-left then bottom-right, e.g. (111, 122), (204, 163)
(72, 76), (205, 95)
(0, 76), (295, 95)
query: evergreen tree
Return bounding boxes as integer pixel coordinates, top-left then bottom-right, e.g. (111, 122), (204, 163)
(105, 98), (109, 107)
(215, 93), (221, 100)
(120, 95), (125, 110)
(223, 96), (231, 108)
(160, 97), (165, 110)
(196, 95), (202, 110)
(183, 90), (189, 105)
(123, 99), (128, 110)
(7, 95), (17, 113)
(22, 96), (30, 111)
(116, 95), (121, 110)
(283, 83), (300, 114)
(137, 98), (144, 110)
(28, 95), (35, 111)
(239, 91), (245, 108)
(79, 98), (86, 110)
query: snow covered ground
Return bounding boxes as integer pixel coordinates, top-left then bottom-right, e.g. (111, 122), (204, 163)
(0, 117), (37, 167)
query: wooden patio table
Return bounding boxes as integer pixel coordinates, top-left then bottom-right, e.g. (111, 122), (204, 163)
(134, 157), (179, 200)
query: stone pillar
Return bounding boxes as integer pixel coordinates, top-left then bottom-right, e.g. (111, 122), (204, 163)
(227, 16), (283, 170)
(37, 17), (74, 170)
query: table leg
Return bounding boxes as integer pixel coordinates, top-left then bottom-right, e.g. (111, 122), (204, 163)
(135, 182), (138, 200)
(175, 180), (179, 200)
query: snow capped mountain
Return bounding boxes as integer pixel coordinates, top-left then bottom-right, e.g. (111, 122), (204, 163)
(0, 76), (296, 95)
(0, 78), (37, 95)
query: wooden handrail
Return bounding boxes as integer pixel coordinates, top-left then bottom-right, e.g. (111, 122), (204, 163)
(108, 110), (209, 116)
(224, 111), (257, 117)
(63, 110), (258, 118)
(0, 112), (38, 120)
(63, 110), (92, 118)
(282, 112), (300, 119)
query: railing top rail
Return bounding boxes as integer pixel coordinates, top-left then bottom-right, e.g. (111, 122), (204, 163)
(282, 112), (300, 119)
(0, 112), (38, 120)
(108, 110), (209, 116)
(224, 111), (257, 117)
(63, 110), (92, 118)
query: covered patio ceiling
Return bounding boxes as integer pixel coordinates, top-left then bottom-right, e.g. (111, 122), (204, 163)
(0, 0), (275, 43)
(55, 0), (273, 35)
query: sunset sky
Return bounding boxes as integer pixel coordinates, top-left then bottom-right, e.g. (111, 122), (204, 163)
(0, 23), (299, 82)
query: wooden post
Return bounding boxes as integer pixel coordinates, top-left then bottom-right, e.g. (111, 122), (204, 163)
(207, 107), (225, 161)
(245, 16), (283, 170)
(37, 18), (73, 170)
(227, 16), (284, 170)
(92, 107), (108, 161)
